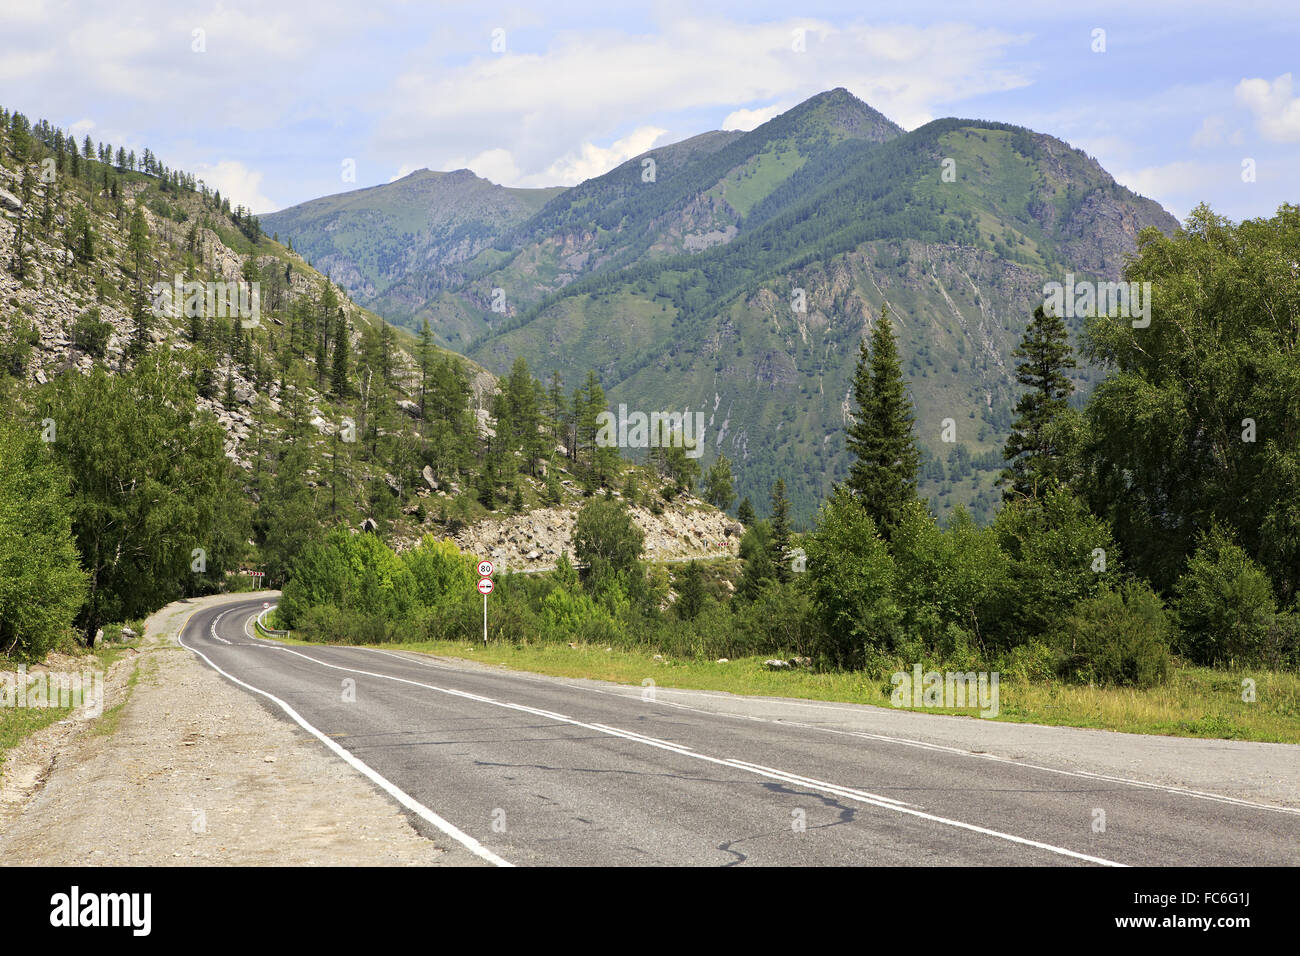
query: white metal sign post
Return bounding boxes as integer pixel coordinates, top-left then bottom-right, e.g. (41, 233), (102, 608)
(477, 561), (495, 644)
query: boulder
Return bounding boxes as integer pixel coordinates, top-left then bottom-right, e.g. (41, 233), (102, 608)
(0, 188), (21, 213)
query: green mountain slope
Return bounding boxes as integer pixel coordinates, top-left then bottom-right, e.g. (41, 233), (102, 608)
(258, 90), (1179, 525)
(262, 168), (563, 326)
(466, 112), (1178, 524)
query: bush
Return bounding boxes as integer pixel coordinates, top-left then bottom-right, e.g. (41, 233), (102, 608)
(1174, 525), (1277, 666)
(891, 502), (1009, 649)
(404, 535), (474, 612)
(734, 581), (814, 657)
(71, 308), (111, 359)
(803, 487), (901, 667)
(990, 486), (1119, 645)
(294, 605), (419, 645)
(1060, 581), (1172, 687)
(279, 528), (415, 627)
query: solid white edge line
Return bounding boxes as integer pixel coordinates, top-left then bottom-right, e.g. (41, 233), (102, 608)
(179, 607), (512, 868)
(269, 644), (1126, 867)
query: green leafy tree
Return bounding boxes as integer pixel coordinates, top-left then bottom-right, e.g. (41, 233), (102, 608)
(38, 353), (251, 642)
(0, 420), (88, 659)
(572, 497), (644, 591)
(1081, 204), (1300, 601)
(803, 487), (901, 667)
(989, 485), (1118, 647)
(1173, 524), (1277, 666)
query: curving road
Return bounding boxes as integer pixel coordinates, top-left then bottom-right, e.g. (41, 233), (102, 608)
(179, 597), (1300, 867)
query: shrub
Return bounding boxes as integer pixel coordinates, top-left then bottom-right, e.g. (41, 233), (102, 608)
(891, 502), (1009, 649)
(404, 535), (474, 612)
(71, 308), (111, 359)
(733, 581), (814, 657)
(803, 487), (901, 667)
(991, 486), (1119, 645)
(1060, 581), (1172, 687)
(1174, 525), (1276, 666)
(279, 528), (415, 627)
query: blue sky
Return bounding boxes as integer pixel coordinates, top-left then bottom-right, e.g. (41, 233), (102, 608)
(2, 1), (1296, 221)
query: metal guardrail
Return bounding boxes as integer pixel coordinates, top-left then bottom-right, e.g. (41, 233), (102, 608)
(255, 605), (290, 638)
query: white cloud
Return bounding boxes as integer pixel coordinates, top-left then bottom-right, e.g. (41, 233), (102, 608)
(1235, 73), (1300, 142)
(376, 17), (1030, 184)
(722, 104), (783, 131)
(193, 160), (278, 215)
(534, 126), (669, 186)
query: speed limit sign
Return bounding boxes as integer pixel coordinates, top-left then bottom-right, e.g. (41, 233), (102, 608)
(478, 560), (495, 577)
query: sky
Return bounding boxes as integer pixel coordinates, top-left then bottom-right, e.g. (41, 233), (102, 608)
(2, 1), (1296, 221)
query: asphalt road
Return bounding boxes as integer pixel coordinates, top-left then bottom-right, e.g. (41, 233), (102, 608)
(179, 597), (1300, 867)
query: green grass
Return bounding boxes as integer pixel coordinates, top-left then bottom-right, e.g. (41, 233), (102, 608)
(280, 636), (1300, 743)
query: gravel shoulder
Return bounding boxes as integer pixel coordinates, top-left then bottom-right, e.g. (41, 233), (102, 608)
(0, 593), (479, 866)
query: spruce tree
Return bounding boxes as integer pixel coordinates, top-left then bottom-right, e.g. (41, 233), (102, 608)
(737, 496), (755, 526)
(845, 305), (920, 538)
(330, 312), (350, 398)
(769, 479), (793, 582)
(1000, 305), (1077, 500)
(702, 453), (736, 511)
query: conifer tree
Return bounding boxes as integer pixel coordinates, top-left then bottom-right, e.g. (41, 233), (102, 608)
(1000, 305), (1077, 500)
(845, 305), (920, 539)
(737, 496), (756, 526)
(330, 311), (351, 398)
(769, 478), (793, 582)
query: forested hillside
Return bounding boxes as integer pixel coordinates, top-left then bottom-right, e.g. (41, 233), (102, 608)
(268, 89), (1179, 523)
(0, 104), (732, 659)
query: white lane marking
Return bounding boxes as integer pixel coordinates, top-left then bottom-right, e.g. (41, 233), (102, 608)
(208, 609), (234, 644)
(587, 723), (694, 752)
(347, 647), (1300, 818)
(268, 645), (1125, 867)
(179, 613), (512, 868)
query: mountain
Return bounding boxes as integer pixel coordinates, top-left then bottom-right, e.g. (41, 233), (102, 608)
(0, 107), (735, 594)
(257, 89), (1181, 524)
(262, 168), (564, 335)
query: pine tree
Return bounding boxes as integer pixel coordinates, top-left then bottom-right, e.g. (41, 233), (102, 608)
(845, 305), (920, 538)
(1000, 305), (1077, 500)
(127, 204), (149, 283)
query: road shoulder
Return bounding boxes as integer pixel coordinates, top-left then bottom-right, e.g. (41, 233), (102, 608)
(0, 593), (478, 866)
